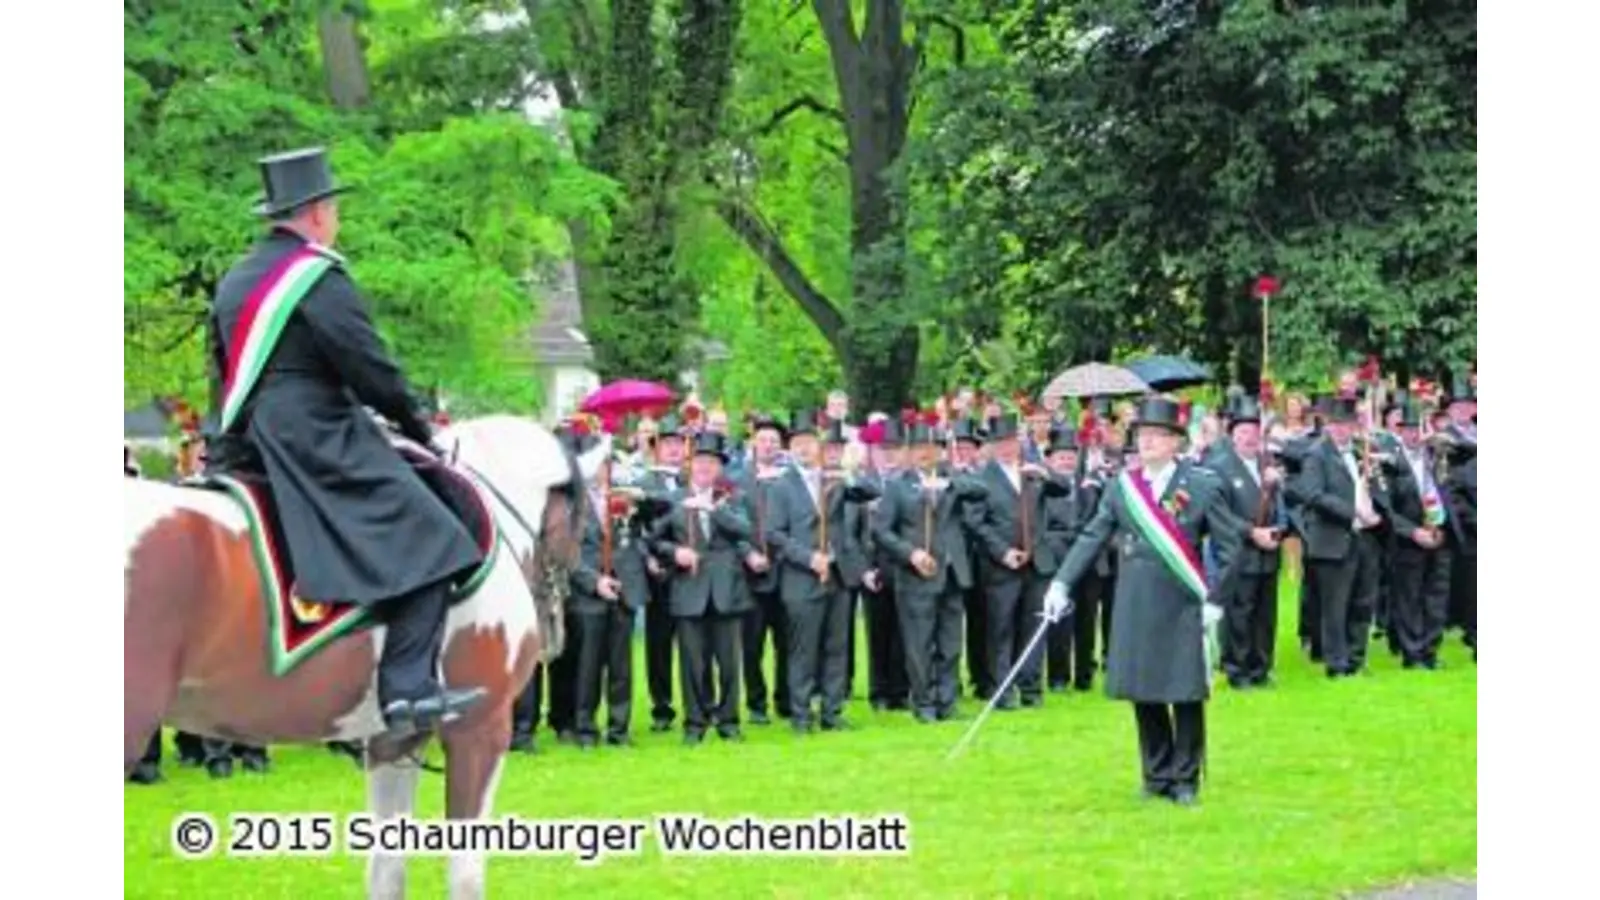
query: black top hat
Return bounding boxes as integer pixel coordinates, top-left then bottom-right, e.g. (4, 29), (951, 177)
(788, 409), (821, 439)
(822, 419), (849, 445)
(1132, 397), (1187, 434)
(691, 431), (729, 463)
(1225, 395), (1262, 427)
(1321, 396), (1360, 422)
(1394, 398), (1425, 428)
(987, 413), (1022, 441)
(1046, 425), (1079, 454)
(1447, 370), (1475, 403)
(948, 417), (984, 444)
(748, 414), (787, 442)
(253, 147), (350, 217)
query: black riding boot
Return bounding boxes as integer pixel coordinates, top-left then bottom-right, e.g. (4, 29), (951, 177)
(377, 578), (486, 737)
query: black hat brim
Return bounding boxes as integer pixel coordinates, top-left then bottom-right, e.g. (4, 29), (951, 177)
(253, 184), (353, 217)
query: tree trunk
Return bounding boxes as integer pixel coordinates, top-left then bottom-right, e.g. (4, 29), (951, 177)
(316, 9), (370, 110)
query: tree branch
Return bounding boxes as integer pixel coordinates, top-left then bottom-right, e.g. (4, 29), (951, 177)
(715, 198), (849, 346)
(755, 95), (845, 136)
(925, 14), (966, 66)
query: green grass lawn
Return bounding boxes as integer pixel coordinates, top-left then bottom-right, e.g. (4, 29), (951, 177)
(124, 581), (1477, 898)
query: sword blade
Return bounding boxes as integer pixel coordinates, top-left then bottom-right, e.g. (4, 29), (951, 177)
(945, 613), (1055, 761)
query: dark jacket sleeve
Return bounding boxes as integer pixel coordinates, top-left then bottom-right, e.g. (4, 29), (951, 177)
(298, 270), (433, 446)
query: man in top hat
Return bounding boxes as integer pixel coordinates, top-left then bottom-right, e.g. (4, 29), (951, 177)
(646, 432), (760, 743)
(1296, 395), (1387, 678)
(737, 414), (791, 723)
(943, 416), (993, 699)
(970, 413), (1070, 708)
(1038, 424), (1091, 692)
(637, 413), (689, 731)
(1383, 397), (1454, 669)
(766, 410), (879, 733)
(1440, 370), (1477, 650)
(205, 148), (484, 738)
(1210, 394), (1289, 689)
(1043, 396), (1245, 805)
(873, 415), (990, 722)
(857, 415), (910, 712)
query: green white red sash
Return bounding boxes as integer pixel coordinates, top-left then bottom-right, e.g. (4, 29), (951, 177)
(1116, 469), (1208, 601)
(219, 244), (338, 432)
(1116, 468), (1222, 683)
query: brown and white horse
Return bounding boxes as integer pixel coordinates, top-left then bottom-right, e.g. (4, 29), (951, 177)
(124, 415), (606, 899)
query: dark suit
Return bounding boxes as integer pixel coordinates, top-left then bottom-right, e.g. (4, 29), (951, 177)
(647, 489), (755, 737)
(1043, 478), (1091, 689)
(567, 497), (637, 743)
(766, 468), (877, 727)
(873, 468), (988, 719)
(858, 470), (909, 709)
(1278, 435), (1321, 658)
(1211, 448), (1286, 685)
(971, 462), (1072, 705)
(1447, 454), (1476, 652)
(1384, 448), (1454, 666)
(737, 465), (788, 718)
(1297, 438), (1386, 675)
(638, 466), (684, 727)
(1051, 460), (1243, 798)
(1072, 462), (1118, 690)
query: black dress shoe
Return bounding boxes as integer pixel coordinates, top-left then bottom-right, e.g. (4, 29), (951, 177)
(509, 733), (536, 753)
(206, 758), (234, 780)
(913, 710), (938, 724)
(682, 731), (705, 746)
(127, 762), (163, 785)
(605, 733), (632, 747)
(650, 719), (673, 733)
(556, 729), (578, 745)
(820, 718), (852, 732)
(1049, 682), (1069, 694)
(382, 687), (489, 738)
(790, 719), (814, 735)
(575, 735), (599, 750)
(1171, 788), (1199, 807)
(1139, 784), (1170, 801)
(1250, 674), (1273, 687)
(240, 754), (270, 774)
(717, 727), (745, 742)
(749, 711), (771, 726)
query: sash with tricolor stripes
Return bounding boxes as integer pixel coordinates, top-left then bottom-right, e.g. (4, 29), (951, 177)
(219, 243), (340, 432)
(1115, 468), (1223, 683)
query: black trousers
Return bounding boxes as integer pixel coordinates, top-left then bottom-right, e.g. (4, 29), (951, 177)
(784, 586), (852, 725)
(1298, 559), (1322, 659)
(1133, 701), (1206, 795)
(546, 611), (579, 733)
(963, 585), (991, 697)
(1011, 574), (1050, 699)
(572, 606), (634, 740)
(981, 571), (1028, 705)
(899, 581), (966, 717)
(741, 589), (789, 716)
(1309, 531), (1382, 674)
(1222, 571), (1279, 684)
(677, 613), (742, 735)
(863, 582), (908, 707)
(1390, 545), (1453, 665)
(1449, 551), (1477, 649)
(645, 586), (677, 724)
(1072, 572), (1114, 688)
(511, 666), (543, 740)
(374, 576), (453, 705)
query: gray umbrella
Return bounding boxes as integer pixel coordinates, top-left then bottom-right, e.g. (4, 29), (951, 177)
(1124, 355), (1213, 391)
(1041, 362), (1149, 400)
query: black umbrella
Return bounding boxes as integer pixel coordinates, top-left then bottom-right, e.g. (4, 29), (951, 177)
(1124, 355), (1213, 391)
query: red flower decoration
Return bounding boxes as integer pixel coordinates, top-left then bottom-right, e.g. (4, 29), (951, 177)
(859, 420), (887, 446)
(1252, 275), (1281, 299)
(1259, 378), (1276, 405)
(607, 493), (633, 519)
(1356, 356), (1381, 384)
(900, 407), (918, 426)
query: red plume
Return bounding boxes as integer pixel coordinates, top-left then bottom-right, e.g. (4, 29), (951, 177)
(1356, 356), (1381, 384)
(899, 407), (918, 426)
(859, 420), (886, 446)
(1076, 422), (1096, 447)
(1252, 274), (1281, 300)
(1176, 399), (1193, 428)
(1259, 378), (1276, 406)
(919, 408), (941, 427)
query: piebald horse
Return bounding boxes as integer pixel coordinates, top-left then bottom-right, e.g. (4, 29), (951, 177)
(124, 415), (605, 899)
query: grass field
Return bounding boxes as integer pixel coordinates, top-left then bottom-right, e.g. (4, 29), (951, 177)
(124, 582), (1477, 898)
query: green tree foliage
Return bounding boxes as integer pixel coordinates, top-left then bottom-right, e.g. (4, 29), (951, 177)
(124, 0), (615, 413)
(914, 0), (1476, 391)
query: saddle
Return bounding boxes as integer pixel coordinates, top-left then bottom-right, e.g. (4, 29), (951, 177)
(184, 440), (499, 676)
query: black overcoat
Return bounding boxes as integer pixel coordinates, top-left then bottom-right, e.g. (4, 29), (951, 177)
(207, 228), (482, 604)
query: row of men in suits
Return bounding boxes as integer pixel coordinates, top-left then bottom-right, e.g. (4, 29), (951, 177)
(509, 403), (1123, 748)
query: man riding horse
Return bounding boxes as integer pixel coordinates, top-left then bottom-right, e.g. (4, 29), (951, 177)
(206, 147), (486, 739)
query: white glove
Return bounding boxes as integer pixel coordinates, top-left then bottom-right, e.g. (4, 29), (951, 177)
(1202, 602), (1224, 629)
(1043, 582), (1073, 622)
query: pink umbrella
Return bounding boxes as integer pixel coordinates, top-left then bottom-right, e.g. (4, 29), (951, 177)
(579, 380), (674, 432)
